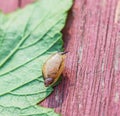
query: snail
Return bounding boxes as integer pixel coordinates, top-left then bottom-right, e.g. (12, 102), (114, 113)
(42, 52), (67, 87)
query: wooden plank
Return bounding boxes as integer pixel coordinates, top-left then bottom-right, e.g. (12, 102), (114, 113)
(0, 0), (120, 116)
(41, 0), (120, 116)
(0, 0), (18, 13)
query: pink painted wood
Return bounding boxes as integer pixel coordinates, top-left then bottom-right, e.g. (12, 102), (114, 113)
(0, 0), (18, 13)
(0, 0), (120, 116)
(20, 0), (34, 7)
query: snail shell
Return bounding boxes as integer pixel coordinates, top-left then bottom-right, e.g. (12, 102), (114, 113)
(42, 52), (66, 87)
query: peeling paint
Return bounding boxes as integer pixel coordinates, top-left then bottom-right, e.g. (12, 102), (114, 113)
(101, 0), (106, 7)
(78, 46), (83, 64)
(115, 0), (120, 23)
(101, 79), (104, 87)
(101, 60), (105, 72)
(78, 104), (82, 109)
(114, 45), (120, 71)
(114, 92), (119, 103)
(55, 95), (59, 101)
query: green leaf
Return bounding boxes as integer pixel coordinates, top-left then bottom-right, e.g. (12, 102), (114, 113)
(0, 105), (60, 116)
(0, 0), (72, 115)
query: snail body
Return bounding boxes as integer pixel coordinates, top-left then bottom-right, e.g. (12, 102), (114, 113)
(42, 52), (66, 87)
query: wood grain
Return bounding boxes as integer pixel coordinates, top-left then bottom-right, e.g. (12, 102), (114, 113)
(0, 0), (120, 116)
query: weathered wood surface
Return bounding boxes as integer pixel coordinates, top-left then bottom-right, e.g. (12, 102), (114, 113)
(0, 0), (120, 116)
